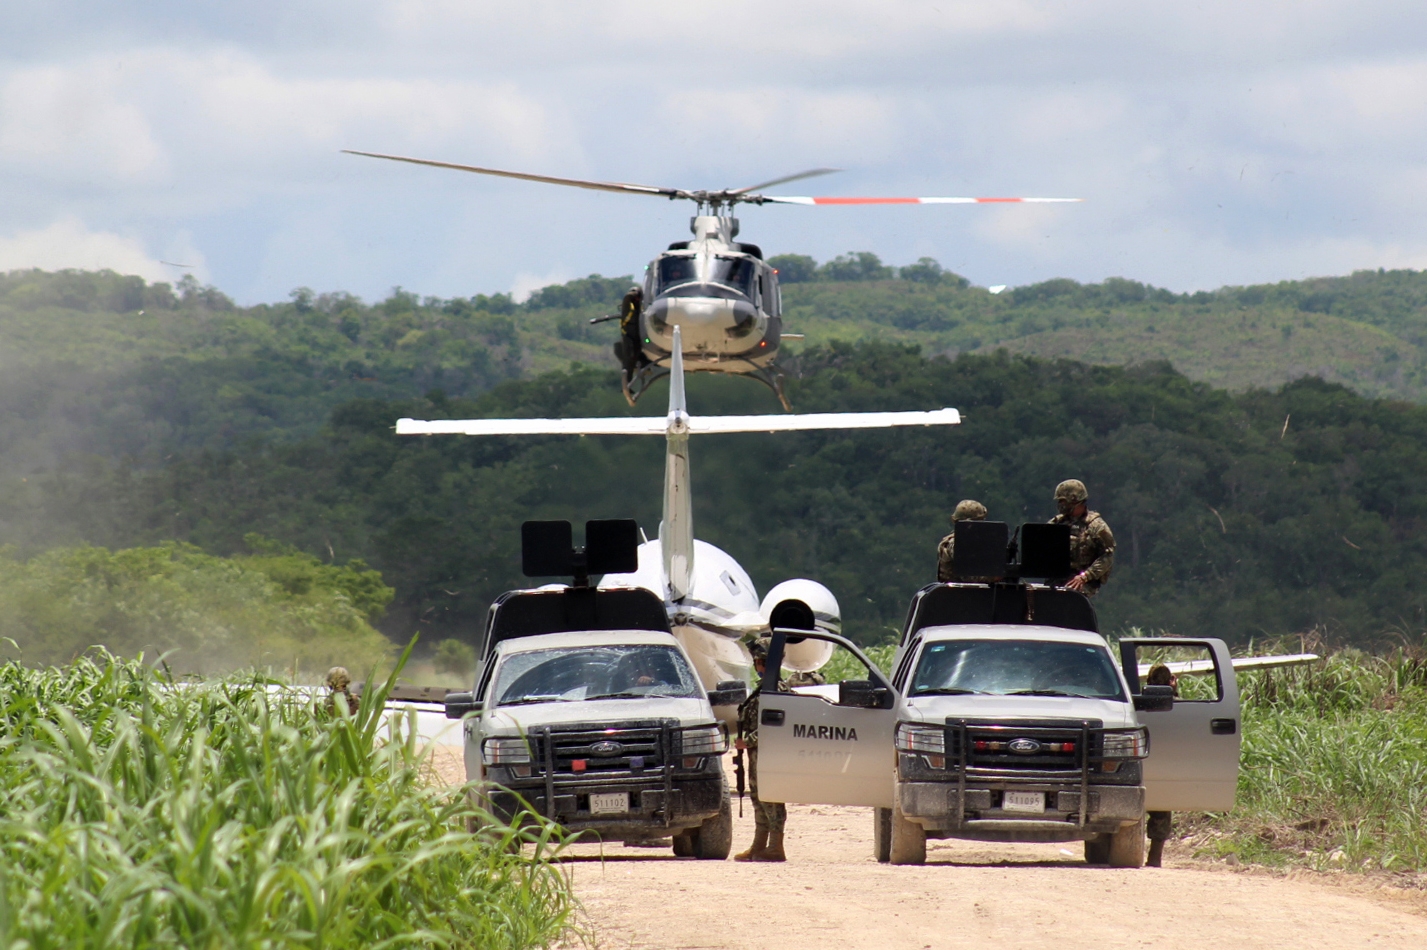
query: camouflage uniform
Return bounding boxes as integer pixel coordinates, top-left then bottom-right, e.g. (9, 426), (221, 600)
(1048, 480), (1114, 593)
(324, 666), (359, 716)
(785, 669), (826, 688)
(936, 499), (988, 582)
(737, 676), (788, 834)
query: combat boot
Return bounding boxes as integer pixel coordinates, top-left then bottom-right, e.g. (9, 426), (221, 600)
(753, 831), (786, 862)
(1146, 838), (1165, 867)
(733, 828), (768, 862)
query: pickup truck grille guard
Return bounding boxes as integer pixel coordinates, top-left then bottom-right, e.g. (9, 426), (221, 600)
(526, 719), (726, 825)
(926, 718), (1144, 829)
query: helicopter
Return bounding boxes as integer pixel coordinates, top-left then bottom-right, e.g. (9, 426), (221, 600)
(343, 149), (1081, 408)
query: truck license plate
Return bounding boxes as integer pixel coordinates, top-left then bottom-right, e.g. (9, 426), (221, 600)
(1002, 791), (1045, 814)
(589, 792), (629, 815)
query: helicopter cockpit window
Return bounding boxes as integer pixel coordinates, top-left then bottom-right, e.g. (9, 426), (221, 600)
(710, 256), (756, 297)
(657, 256), (699, 292)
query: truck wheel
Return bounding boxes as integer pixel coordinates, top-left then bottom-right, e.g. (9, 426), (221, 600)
(1083, 834), (1111, 865)
(692, 789), (734, 860)
(873, 807), (892, 863)
(1107, 816), (1145, 868)
(671, 833), (695, 857)
(888, 800), (926, 865)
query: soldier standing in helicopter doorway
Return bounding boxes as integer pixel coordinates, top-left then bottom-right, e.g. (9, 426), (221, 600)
(616, 285), (646, 382)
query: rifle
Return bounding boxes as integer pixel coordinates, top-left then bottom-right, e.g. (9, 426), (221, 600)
(588, 312), (621, 325)
(734, 747), (746, 818)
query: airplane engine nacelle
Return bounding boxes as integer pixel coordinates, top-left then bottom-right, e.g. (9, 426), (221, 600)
(760, 579), (842, 673)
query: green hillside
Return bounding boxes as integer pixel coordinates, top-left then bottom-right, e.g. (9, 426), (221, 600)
(774, 266), (1427, 400)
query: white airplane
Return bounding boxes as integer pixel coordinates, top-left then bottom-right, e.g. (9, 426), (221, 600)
(395, 326), (962, 693)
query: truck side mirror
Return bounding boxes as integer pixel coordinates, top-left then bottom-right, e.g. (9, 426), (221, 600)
(838, 679), (895, 708)
(444, 691), (482, 719)
(1134, 684), (1174, 712)
(708, 680), (748, 706)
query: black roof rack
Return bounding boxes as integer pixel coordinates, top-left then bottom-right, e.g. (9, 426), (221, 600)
(900, 582), (1099, 645)
(479, 586), (670, 663)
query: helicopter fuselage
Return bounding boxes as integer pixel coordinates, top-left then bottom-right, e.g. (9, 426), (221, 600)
(638, 215), (781, 376)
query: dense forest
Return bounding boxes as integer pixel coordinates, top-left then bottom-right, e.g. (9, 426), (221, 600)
(5, 266), (1427, 652)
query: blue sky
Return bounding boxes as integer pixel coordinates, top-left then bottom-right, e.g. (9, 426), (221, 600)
(2, 0), (1426, 304)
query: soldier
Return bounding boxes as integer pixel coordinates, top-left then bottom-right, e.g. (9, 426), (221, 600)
(325, 666), (359, 716)
(785, 667), (826, 688)
(937, 498), (988, 582)
(1049, 479), (1115, 594)
(615, 285), (646, 381)
(1144, 663), (1179, 867)
(733, 637), (788, 862)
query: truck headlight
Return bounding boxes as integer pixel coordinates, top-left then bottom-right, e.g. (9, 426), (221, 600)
(896, 723), (945, 755)
(483, 737), (532, 765)
(1102, 728), (1149, 759)
(681, 725), (726, 756)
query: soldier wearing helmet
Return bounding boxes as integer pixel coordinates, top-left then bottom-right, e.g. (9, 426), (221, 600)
(734, 636), (789, 862)
(324, 666), (359, 715)
(1050, 479), (1115, 594)
(937, 499), (988, 582)
(615, 285), (647, 381)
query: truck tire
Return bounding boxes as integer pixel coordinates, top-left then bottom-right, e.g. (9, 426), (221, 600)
(888, 799), (926, 865)
(691, 789), (734, 860)
(873, 807), (892, 863)
(1083, 834), (1111, 865)
(671, 833), (695, 857)
(1107, 816), (1145, 868)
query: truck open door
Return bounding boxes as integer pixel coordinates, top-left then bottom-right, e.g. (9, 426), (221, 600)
(752, 630), (897, 809)
(1119, 637), (1240, 811)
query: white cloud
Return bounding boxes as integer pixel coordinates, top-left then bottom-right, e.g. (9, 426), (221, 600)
(0, 218), (205, 284)
(510, 270), (573, 303)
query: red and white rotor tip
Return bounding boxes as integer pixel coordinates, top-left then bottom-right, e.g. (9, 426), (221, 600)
(762, 196), (1082, 205)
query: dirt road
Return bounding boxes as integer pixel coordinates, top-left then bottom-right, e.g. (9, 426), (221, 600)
(427, 748), (1427, 949)
(563, 801), (1427, 950)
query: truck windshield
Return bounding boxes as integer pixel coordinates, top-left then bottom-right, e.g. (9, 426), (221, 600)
(910, 640), (1125, 701)
(494, 644), (703, 706)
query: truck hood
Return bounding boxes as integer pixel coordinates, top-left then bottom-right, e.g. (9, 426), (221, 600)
(900, 694), (1139, 729)
(484, 696), (716, 735)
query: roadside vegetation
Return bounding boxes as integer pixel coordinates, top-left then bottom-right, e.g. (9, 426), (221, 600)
(1193, 638), (1427, 873)
(0, 646), (574, 948)
(0, 536), (393, 676)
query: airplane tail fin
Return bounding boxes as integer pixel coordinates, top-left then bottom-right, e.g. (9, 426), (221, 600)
(661, 327), (694, 600)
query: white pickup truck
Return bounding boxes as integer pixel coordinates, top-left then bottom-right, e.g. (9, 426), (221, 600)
(754, 580), (1242, 867)
(443, 583), (745, 859)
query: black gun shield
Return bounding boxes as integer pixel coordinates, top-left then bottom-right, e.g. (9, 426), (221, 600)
(1020, 522), (1072, 580)
(522, 520), (574, 577)
(584, 519), (640, 575)
(952, 520), (1010, 579)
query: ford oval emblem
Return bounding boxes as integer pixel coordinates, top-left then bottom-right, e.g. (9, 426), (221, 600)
(590, 740), (624, 757)
(1008, 738), (1042, 755)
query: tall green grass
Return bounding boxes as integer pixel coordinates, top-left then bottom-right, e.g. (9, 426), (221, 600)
(1206, 643), (1427, 871)
(0, 646), (573, 948)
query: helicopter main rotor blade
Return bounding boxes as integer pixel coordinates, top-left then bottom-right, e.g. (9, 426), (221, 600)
(760, 195), (1083, 205)
(342, 150), (692, 200)
(727, 168), (841, 197)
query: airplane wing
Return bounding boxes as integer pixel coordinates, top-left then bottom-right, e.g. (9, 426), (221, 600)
(396, 408), (961, 437)
(689, 408), (961, 433)
(1136, 653), (1320, 677)
(395, 417), (667, 436)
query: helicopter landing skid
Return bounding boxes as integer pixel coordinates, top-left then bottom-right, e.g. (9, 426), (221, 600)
(624, 359), (790, 411)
